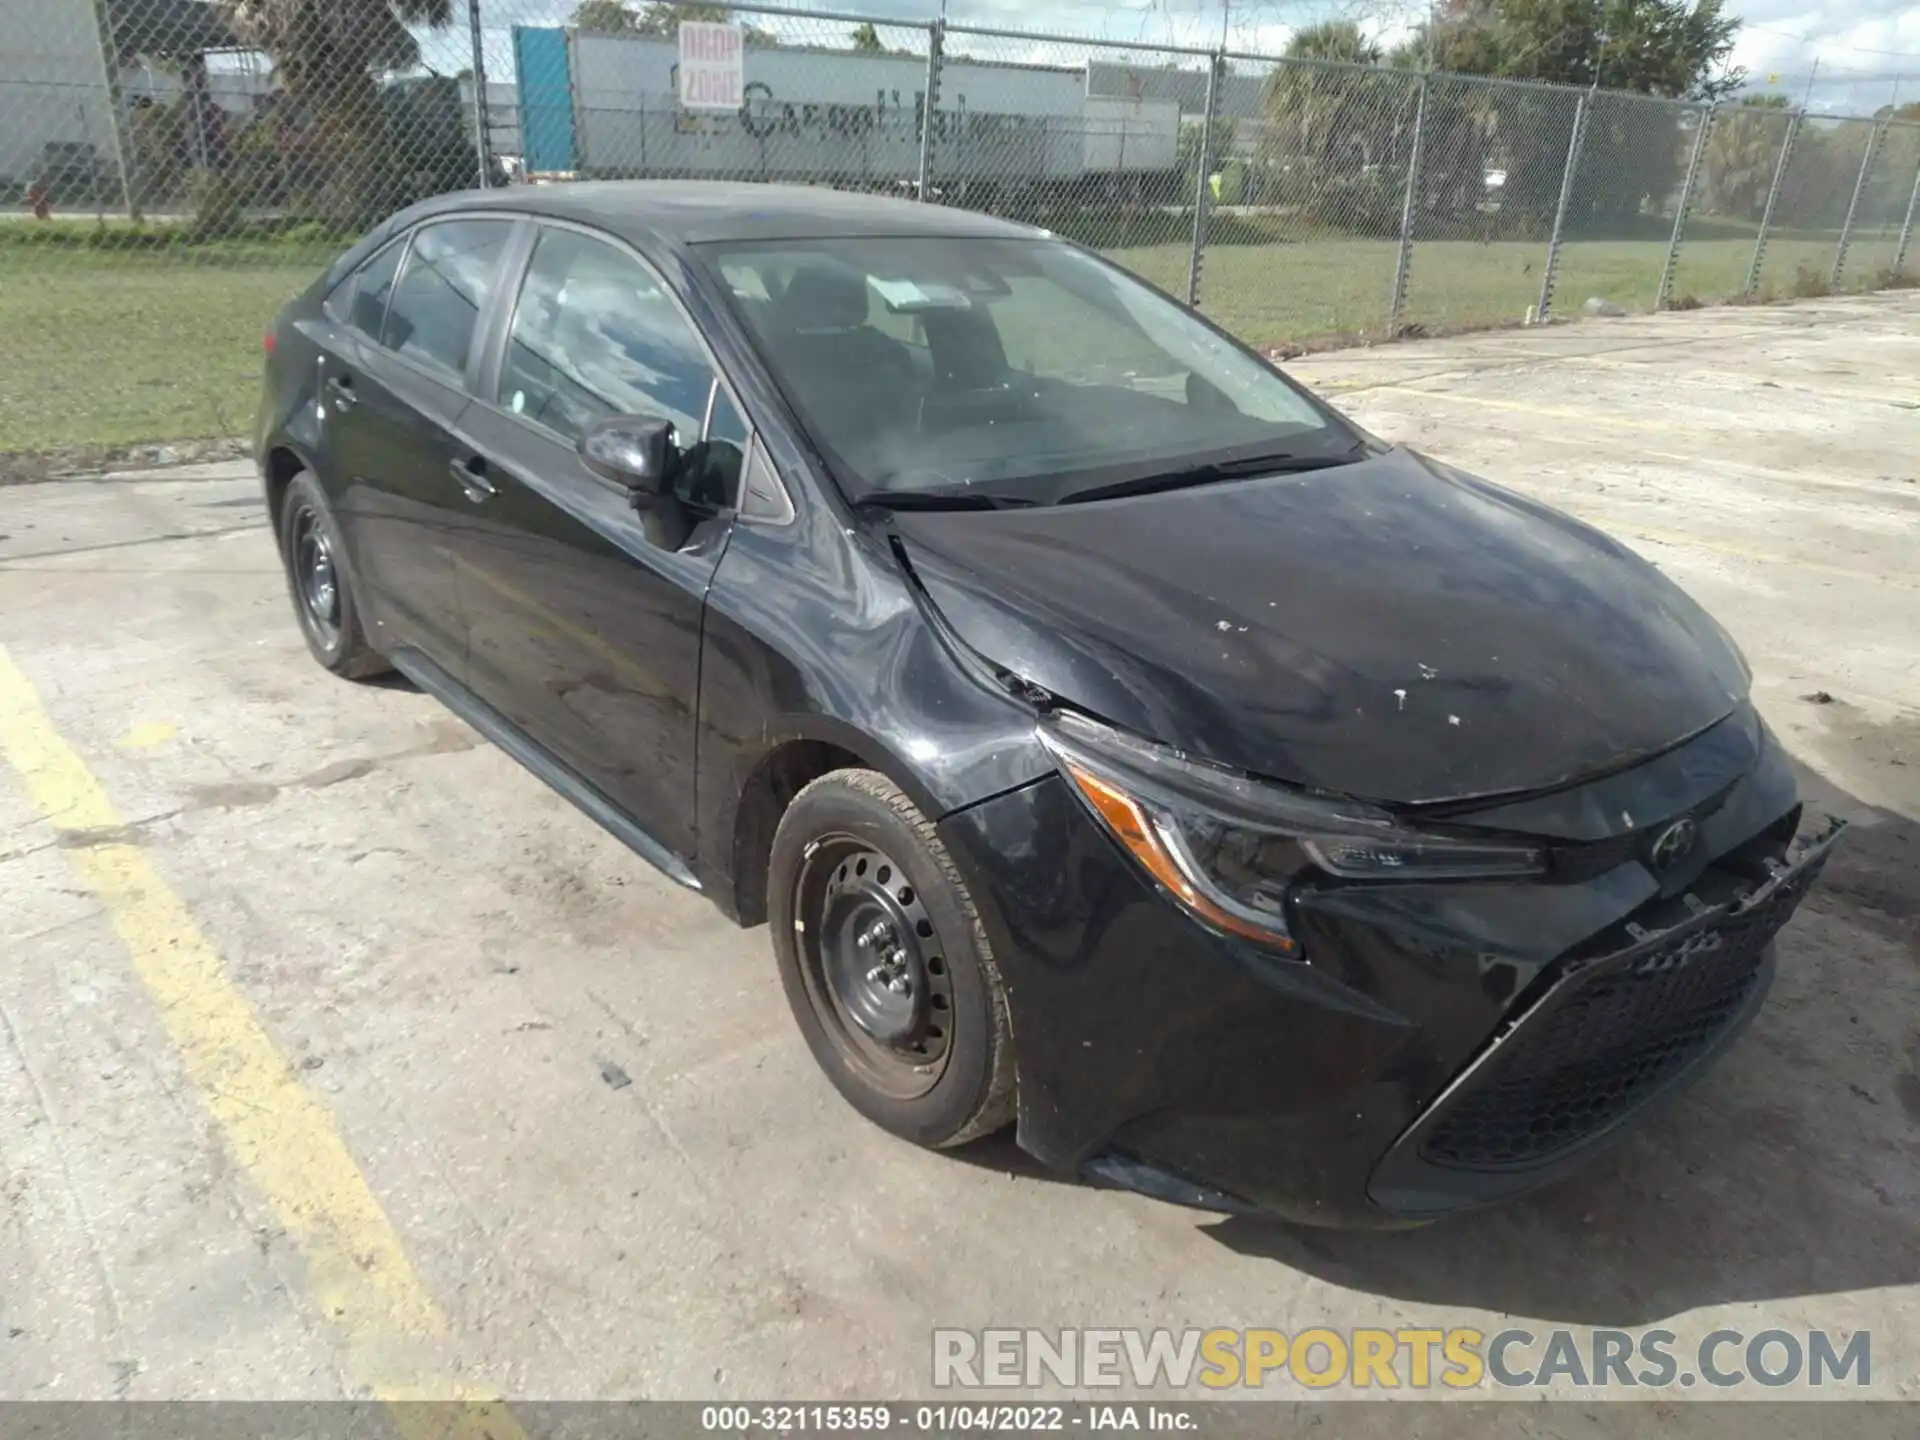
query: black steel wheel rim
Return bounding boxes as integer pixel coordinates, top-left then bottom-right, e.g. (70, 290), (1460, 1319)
(292, 503), (341, 644)
(793, 832), (955, 1099)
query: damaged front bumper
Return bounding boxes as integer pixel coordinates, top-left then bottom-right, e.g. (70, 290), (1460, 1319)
(1368, 812), (1844, 1219)
(938, 754), (1844, 1228)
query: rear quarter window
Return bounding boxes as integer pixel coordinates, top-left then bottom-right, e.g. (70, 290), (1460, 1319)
(345, 239), (406, 342)
(381, 218), (515, 379)
(322, 272), (356, 325)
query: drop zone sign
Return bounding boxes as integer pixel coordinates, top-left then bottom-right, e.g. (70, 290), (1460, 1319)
(679, 22), (745, 111)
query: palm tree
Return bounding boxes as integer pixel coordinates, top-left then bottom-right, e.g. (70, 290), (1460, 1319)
(1259, 22), (1406, 226)
(1282, 18), (1380, 64)
(1261, 24), (1388, 172)
(225, 0), (452, 227)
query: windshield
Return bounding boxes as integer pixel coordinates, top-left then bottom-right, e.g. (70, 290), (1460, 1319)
(698, 236), (1361, 504)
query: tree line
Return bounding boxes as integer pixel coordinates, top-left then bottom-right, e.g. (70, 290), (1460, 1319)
(158, 0), (1914, 239)
(1253, 3), (1917, 241)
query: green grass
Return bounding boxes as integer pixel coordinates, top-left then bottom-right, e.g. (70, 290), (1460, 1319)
(0, 222), (1898, 457)
(0, 245), (332, 456)
(1102, 231), (1873, 349)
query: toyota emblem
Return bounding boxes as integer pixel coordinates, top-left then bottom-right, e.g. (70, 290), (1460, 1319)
(1650, 818), (1700, 871)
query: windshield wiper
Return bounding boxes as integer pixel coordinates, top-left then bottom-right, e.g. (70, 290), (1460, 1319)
(1057, 450), (1361, 506)
(849, 489), (1038, 512)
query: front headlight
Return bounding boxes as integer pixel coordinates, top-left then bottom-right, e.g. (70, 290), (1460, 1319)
(1037, 711), (1545, 955)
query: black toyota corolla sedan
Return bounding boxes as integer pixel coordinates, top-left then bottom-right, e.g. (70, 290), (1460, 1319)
(257, 181), (1840, 1226)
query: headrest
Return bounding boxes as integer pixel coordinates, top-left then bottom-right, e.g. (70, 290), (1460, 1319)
(777, 264), (870, 332)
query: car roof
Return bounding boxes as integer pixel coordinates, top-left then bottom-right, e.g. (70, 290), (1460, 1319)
(402, 181), (1049, 247)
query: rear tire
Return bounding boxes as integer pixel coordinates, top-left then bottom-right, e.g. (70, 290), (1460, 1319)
(278, 470), (389, 680)
(769, 769), (1016, 1148)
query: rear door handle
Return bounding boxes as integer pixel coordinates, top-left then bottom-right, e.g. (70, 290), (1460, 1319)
(325, 375), (355, 410)
(450, 456), (497, 503)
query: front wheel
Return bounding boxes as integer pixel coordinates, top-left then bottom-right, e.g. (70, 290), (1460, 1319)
(769, 769), (1016, 1148)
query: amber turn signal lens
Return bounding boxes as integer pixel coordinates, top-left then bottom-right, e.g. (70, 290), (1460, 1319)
(1063, 763), (1298, 953)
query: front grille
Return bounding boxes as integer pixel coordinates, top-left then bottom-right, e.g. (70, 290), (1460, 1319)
(1421, 870), (1817, 1171)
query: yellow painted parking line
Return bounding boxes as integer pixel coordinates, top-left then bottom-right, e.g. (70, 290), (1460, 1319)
(115, 720), (179, 750)
(0, 644), (524, 1436)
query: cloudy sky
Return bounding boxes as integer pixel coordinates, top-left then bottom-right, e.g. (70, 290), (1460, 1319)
(440, 0), (1920, 116)
(924, 0), (1919, 111)
(1720, 0), (1920, 109)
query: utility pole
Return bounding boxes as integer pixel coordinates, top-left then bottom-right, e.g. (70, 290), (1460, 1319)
(1803, 57), (1820, 110)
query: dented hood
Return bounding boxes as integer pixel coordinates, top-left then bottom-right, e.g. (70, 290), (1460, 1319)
(891, 447), (1748, 805)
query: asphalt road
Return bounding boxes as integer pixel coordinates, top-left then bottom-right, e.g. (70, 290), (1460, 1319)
(1, 293), (1916, 1425)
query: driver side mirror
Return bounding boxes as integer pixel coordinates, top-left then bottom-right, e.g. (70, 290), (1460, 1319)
(579, 416), (679, 509)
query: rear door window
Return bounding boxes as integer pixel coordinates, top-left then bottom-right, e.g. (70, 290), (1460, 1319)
(380, 218), (514, 380)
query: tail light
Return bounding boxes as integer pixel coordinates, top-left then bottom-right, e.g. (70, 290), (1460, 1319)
(262, 328), (277, 357)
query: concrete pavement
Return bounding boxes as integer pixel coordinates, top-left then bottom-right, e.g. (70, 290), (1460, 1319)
(0, 292), (1915, 1417)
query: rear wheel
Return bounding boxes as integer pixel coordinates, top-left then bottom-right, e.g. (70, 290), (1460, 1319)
(769, 769), (1016, 1147)
(278, 471), (388, 680)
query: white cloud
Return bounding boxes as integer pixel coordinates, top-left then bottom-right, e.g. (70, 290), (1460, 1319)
(1728, 3), (1920, 111)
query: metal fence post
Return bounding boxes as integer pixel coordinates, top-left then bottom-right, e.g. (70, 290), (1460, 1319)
(1388, 74), (1430, 332)
(1831, 121), (1885, 288)
(1657, 102), (1715, 310)
(1893, 148), (1920, 279)
(916, 19), (944, 202)
(467, 0), (493, 188)
(1185, 52), (1222, 307)
(1746, 111), (1801, 296)
(1537, 91), (1590, 322)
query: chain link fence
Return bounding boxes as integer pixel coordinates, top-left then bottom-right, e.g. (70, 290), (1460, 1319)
(1202, 54), (1419, 346)
(1832, 119), (1920, 290)
(1669, 99), (1794, 307)
(5, 0), (1920, 460)
(919, 26), (1209, 289)
(1403, 75), (1579, 333)
(1752, 115), (1886, 298)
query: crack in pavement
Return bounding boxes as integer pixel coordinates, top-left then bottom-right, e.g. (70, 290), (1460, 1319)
(0, 520), (268, 567)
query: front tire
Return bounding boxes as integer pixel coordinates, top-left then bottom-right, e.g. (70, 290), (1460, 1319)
(769, 769), (1016, 1148)
(278, 470), (389, 680)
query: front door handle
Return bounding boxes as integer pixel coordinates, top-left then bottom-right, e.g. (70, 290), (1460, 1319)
(450, 457), (497, 503)
(325, 375), (356, 410)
